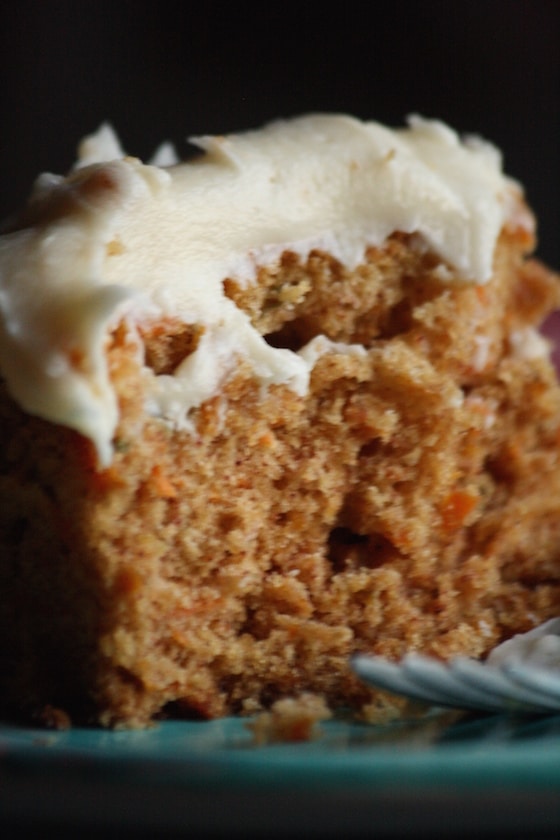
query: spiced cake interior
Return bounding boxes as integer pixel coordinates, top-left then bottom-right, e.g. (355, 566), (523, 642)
(0, 115), (559, 727)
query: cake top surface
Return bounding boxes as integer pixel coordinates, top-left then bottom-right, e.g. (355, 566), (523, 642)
(0, 113), (529, 465)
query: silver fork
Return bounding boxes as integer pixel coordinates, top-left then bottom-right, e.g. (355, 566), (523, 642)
(351, 618), (560, 714)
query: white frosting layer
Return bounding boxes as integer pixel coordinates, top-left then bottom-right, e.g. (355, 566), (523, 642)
(0, 114), (526, 465)
(488, 618), (560, 671)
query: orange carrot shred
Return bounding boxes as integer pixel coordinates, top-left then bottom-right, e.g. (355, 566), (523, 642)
(150, 465), (177, 499)
(440, 490), (477, 532)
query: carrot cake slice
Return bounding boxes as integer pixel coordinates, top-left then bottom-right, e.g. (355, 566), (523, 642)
(0, 113), (559, 727)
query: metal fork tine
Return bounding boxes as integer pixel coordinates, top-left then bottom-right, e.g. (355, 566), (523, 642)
(502, 663), (560, 705)
(351, 655), (450, 707)
(352, 654), (499, 712)
(351, 650), (560, 716)
(401, 654), (502, 713)
(450, 657), (558, 713)
(351, 617), (560, 716)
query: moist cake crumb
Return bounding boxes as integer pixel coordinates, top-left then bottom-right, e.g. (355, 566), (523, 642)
(247, 693), (332, 744)
(0, 114), (559, 728)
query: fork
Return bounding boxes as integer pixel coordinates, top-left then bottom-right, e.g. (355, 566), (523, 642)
(351, 618), (560, 715)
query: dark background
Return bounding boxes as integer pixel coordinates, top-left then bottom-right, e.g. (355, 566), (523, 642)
(1, 1), (559, 267)
(0, 5), (559, 837)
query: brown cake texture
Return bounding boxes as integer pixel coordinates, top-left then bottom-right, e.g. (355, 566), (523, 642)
(1, 117), (560, 728)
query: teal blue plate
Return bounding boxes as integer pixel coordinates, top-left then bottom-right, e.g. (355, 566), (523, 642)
(2, 711), (560, 835)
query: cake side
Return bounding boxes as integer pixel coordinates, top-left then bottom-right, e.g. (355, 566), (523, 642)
(1, 222), (560, 726)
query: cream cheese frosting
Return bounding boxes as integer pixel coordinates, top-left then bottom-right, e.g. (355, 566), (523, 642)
(0, 113), (528, 466)
(488, 618), (560, 671)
